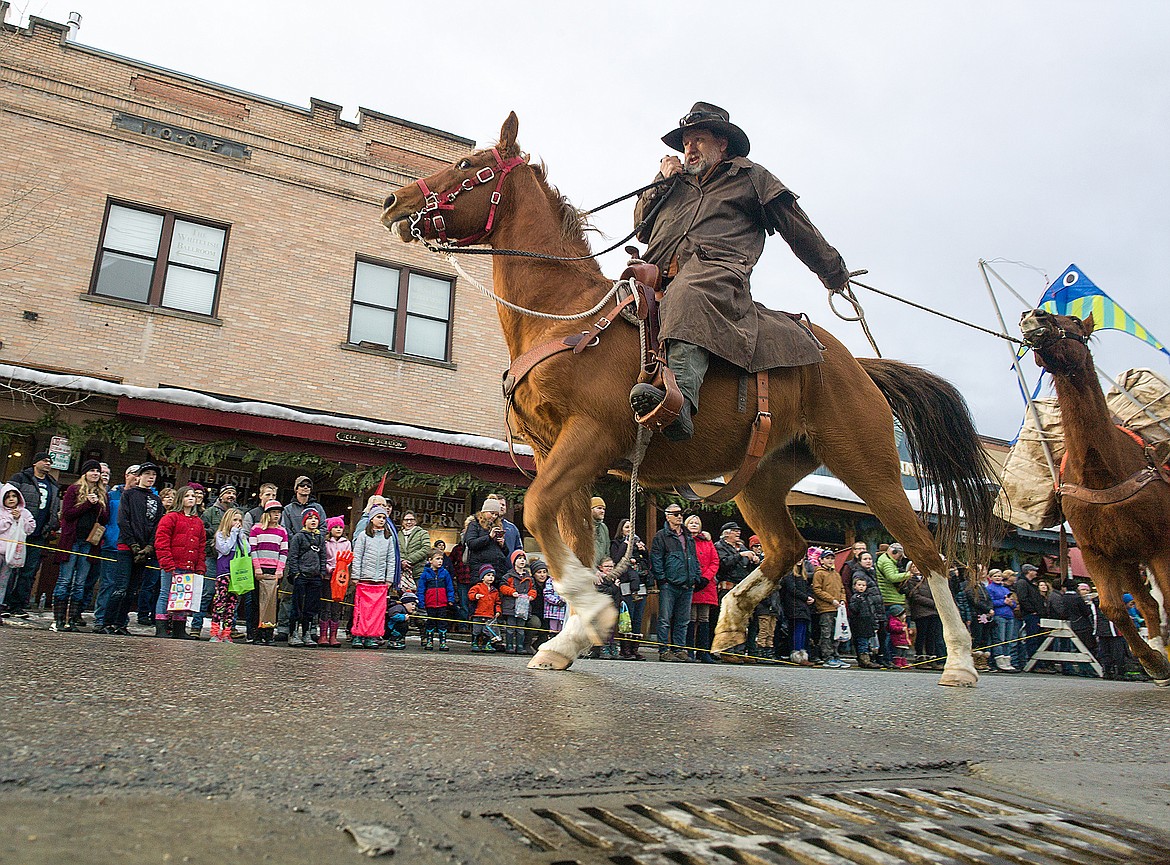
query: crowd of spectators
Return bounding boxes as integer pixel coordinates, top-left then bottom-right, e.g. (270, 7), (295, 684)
(0, 455), (1156, 680)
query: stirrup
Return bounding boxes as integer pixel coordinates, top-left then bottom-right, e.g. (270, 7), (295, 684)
(630, 366), (684, 433)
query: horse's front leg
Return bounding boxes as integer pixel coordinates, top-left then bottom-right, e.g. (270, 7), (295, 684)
(525, 419), (623, 671)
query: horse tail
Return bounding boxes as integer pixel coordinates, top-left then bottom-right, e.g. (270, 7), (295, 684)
(858, 357), (1001, 568)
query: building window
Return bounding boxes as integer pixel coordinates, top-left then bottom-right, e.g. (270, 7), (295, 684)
(91, 202), (228, 317)
(349, 258), (453, 361)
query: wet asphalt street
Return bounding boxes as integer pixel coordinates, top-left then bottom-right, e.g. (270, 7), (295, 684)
(2, 624), (1169, 863)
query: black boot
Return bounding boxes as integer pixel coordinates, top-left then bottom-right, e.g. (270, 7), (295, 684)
(629, 384), (695, 442)
(50, 599), (68, 632)
(154, 620), (169, 637)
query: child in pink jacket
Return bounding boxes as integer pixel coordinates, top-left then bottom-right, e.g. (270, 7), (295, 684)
(0, 483), (37, 611)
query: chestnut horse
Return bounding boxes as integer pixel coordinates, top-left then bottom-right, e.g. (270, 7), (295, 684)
(1020, 309), (1170, 685)
(381, 113), (997, 686)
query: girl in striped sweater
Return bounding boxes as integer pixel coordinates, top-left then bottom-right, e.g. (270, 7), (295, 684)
(248, 500), (288, 645)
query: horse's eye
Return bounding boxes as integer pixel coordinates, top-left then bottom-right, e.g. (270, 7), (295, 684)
(457, 159), (472, 170)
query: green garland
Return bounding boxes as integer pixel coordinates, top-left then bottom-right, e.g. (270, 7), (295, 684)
(2, 410), (524, 501)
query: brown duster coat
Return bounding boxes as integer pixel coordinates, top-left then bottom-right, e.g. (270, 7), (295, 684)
(635, 157), (848, 372)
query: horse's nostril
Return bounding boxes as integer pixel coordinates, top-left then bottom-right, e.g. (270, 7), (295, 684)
(383, 194), (396, 210)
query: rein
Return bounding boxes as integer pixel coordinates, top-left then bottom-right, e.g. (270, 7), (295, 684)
(409, 172), (675, 263)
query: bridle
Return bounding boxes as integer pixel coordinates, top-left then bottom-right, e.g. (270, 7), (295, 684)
(408, 147), (527, 249)
(1021, 316), (1091, 352)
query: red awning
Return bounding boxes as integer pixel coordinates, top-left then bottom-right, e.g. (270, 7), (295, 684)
(1042, 548), (1091, 579)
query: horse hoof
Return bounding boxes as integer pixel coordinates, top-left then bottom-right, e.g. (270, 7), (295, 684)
(582, 605), (618, 647)
(1153, 677), (1170, 688)
(938, 666), (979, 688)
(528, 649), (574, 671)
(710, 629), (747, 655)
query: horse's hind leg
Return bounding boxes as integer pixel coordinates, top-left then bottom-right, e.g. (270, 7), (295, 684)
(1088, 551), (1170, 685)
(524, 419), (622, 672)
(1143, 551), (1170, 652)
(810, 413), (977, 687)
(711, 445), (813, 658)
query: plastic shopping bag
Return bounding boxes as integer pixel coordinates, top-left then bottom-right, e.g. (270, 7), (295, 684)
(833, 604), (852, 642)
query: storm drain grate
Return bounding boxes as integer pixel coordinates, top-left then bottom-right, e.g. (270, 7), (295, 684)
(479, 782), (1170, 865)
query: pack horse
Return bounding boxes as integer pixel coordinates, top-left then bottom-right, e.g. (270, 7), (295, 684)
(380, 113), (998, 686)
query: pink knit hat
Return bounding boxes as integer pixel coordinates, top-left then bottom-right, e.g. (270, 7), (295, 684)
(325, 516), (346, 531)
(805, 546), (824, 568)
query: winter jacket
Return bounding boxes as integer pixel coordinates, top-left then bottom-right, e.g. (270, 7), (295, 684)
(352, 528), (400, 586)
(1013, 575), (1046, 617)
(906, 576), (940, 621)
(101, 485), (128, 551)
(398, 525), (432, 574)
(780, 571), (814, 622)
(847, 590), (880, 637)
(58, 482), (110, 557)
(1059, 589), (1093, 633)
(118, 486), (164, 552)
(214, 526), (249, 578)
(811, 564), (845, 614)
(418, 564), (455, 611)
(754, 588), (782, 617)
(326, 535), (352, 577)
(0, 483), (36, 567)
(967, 582), (993, 617)
(609, 534), (648, 597)
(986, 582), (1015, 619)
(288, 529), (327, 579)
(155, 510), (206, 573)
(590, 516), (610, 568)
(875, 553), (908, 606)
(543, 577), (566, 626)
(248, 524), (288, 574)
(450, 543), (472, 585)
(280, 498), (327, 540)
(464, 512), (510, 578)
(597, 575), (623, 611)
(202, 497), (239, 556)
(691, 533), (720, 605)
(650, 526), (700, 589)
(469, 582), (500, 618)
(8, 467), (60, 536)
(714, 538), (753, 586)
(499, 569), (537, 617)
(888, 614), (911, 648)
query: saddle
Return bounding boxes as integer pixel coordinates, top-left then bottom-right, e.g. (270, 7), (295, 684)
(500, 251), (773, 505)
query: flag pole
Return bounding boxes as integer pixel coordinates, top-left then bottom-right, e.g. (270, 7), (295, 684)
(979, 259), (1060, 486)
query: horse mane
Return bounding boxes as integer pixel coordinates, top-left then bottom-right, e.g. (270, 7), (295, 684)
(529, 161), (595, 246)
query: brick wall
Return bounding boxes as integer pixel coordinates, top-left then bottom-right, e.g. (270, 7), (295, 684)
(0, 14), (511, 439)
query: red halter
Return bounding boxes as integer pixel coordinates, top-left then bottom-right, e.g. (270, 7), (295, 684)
(411, 147), (526, 247)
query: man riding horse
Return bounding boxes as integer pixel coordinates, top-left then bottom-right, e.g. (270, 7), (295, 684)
(629, 102), (852, 441)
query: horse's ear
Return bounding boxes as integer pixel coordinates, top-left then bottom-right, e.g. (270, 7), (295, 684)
(1081, 313), (1095, 336)
(499, 111), (520, 157)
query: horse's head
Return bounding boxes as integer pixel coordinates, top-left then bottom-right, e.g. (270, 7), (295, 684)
(1020, 308), (1095, 374)
(380, 112), (528, 247)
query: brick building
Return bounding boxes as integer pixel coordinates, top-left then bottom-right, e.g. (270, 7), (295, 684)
(0, 6), (532, 545)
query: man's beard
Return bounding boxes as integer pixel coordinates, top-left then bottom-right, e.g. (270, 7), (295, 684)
(685, 153), (716, 176)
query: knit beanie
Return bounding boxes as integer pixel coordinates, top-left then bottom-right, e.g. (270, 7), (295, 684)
(478, 565), (495, 580)
(806, 546), (823, 568)
(530, 558), (548, 573)
(590, 496), (606, 509)
(368, 505), (389, 520)
(748, 535), (761, 547)
(510, 549), (527, 566)
(480, 498), (503, 514)
(79, 459), (102, 474)
(325, 516), (346, 531)
(302, 510), (320, 527)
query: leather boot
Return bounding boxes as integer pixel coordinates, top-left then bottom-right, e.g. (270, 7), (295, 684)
(858, 653), (874, 669)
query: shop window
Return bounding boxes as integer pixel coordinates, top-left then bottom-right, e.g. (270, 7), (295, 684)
(91, 202), (228, 317)
(348, 258), (453, 361)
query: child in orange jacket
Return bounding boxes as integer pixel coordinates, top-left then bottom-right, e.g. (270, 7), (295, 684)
(468, 564), (502, 652)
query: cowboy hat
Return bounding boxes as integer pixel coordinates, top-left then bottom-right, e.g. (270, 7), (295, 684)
(662, 102), (750, 158)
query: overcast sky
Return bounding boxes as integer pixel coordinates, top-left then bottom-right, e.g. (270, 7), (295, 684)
(16, 1), (1170, 440)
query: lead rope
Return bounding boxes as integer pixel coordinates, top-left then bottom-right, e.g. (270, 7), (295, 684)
(610, 322), (655, 582)
(447, 253), (628, 320)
